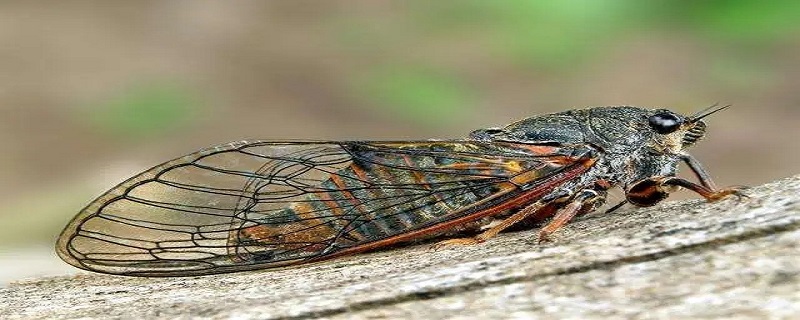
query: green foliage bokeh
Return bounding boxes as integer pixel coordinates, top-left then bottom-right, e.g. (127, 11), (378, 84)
(344, 0), (800, 124)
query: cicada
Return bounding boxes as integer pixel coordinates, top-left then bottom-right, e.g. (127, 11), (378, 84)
(56, 105), (743, 276)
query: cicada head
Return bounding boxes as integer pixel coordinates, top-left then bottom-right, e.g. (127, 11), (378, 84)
(640, 108), (710, 154)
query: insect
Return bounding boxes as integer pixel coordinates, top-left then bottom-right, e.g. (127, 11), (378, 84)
(56, 105), (744, 277)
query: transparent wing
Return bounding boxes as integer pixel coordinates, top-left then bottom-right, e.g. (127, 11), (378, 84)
(56, 140), (593, 276)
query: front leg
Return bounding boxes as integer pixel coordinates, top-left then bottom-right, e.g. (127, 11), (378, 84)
(626, 176), (746, 207)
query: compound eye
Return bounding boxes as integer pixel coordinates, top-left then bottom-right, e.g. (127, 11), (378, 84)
(648, 111), (683, 134)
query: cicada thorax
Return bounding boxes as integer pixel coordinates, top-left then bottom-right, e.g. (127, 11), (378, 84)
(227, 142), (568, 263)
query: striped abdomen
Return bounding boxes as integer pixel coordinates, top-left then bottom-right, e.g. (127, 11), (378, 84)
(230, 142), (564, 262)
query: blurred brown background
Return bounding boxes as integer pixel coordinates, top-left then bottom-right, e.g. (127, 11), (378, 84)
(1, 1), (798, 282)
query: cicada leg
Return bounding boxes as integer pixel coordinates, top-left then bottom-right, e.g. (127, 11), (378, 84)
(431, 188), (605, 248)
(626, 176), (747, 207)
(431, 201), (548, 248)
(537, 189), (605, 243)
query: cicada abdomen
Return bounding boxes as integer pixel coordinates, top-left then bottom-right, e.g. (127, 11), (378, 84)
(226, 142), (575, 264)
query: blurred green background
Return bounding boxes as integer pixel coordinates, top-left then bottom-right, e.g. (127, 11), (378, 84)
(1, 1), (799, 282)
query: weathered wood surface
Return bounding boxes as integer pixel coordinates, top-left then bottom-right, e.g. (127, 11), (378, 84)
(2, 175), (799, 319)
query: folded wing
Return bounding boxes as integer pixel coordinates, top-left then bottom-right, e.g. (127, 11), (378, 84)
(56, 140), (592, 276)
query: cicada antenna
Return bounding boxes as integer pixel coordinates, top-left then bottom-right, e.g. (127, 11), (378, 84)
(688, 103), (730, 123)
